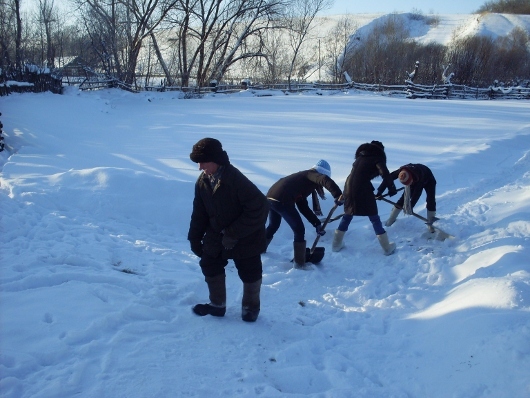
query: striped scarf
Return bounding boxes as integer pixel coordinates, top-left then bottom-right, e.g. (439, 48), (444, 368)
(403, 185), (413, 215)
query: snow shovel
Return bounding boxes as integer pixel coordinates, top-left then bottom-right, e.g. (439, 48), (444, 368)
(376, 196), (454, 241)
(321, 188), (404, 224)
(306, 203), (339, 264)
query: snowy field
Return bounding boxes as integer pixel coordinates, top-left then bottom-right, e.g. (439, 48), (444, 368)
(1, 87), (529, 398)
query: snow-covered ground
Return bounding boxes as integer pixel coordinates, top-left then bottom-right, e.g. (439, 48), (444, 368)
(1, 87), (529, 397)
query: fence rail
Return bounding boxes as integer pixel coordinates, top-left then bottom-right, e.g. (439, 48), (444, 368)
(2, 69), (530, 100)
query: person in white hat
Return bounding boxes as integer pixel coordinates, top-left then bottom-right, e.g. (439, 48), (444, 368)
(265, 159), (343, 269)
(376, 163), (437, 232)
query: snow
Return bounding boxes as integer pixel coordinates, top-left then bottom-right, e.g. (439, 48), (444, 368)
(1, 86), (530, 398)
(319, 13), (530, 46)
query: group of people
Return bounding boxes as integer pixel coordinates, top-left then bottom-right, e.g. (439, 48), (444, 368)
(187, 138), (437, 322)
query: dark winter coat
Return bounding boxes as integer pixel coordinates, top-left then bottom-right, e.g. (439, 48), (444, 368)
(378, 163), (436, 193)
(377, 163), (437, 211)
(267, 170), (342, 226)
(187, 164), (269, 259)
(343, 143), (395, 216)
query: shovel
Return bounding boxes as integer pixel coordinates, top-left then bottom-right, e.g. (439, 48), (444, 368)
(305, 203), (339, 264)
(320, 188), (404, 224)
(376, 196), (454, 240)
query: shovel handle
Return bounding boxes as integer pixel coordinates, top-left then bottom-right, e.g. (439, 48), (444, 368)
(377, 196), (437, 223)
(321, 188), (405, 224)
(309, 203), (338, 256)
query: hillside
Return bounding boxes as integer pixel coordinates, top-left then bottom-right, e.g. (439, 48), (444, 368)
(317, 12), (530, 46)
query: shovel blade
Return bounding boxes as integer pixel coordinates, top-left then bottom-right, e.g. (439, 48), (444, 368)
(306, 247), (325, 264)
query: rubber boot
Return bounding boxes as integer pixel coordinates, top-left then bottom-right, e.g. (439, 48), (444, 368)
(332, 230), (345, 252)
(385, 206), (402, 227)
(192, 274), (226, 317)
(242, 279), (261, 322)
(427, 210), (436, 233)
(377, 232), (396, 256)
(293, 241), (308, 269)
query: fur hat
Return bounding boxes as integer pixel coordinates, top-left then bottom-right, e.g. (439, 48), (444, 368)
(190, 138), (230, 165)
(398, 168), (413, 185)
(370, 140), (384, 150)
(312, 159), (331, 177)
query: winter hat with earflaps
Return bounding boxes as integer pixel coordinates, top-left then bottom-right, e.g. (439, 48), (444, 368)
(398, 167), (414, 214)
(370, 140), (384, 151)
(398, 168), (413, 186)
(190, 138), (230, 165)
(312, 159), (331, 177)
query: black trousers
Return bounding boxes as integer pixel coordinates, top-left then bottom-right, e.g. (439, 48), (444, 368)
(199, 252), (262, 284)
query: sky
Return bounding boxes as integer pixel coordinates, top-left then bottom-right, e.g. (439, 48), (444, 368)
(325, 0), (487, 15)
(1, 83), (530, 397)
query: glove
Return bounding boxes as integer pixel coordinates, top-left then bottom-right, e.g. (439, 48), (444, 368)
(388, 184), (398, 197)
(334, 196), (344, 206)
(315, 224), (326, 236)
(190, 240), (203, 258)
(222, 234), (238, 250)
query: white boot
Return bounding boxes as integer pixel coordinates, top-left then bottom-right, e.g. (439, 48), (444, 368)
(385, 206), (401, 227)
(377, 232), (396, 256)
(427, 210), (436, 233)
(332, 230), (345, 252)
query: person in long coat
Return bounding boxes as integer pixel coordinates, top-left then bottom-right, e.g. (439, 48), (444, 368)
(376, 163), (437, 232)
(188, 138), (269, 322)
(265, 160), (343, 268)
(332, 141), (398, 255)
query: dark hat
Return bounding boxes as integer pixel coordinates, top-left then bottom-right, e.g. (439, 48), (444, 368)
(190, 138), (230, 165)
(371, 140), (384, 150)
(398, 168), (413, 185)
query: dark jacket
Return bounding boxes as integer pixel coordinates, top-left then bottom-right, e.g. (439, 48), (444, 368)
(187, 164), (269, 259)
(378, 163), (436, 192)
(267, 170), (342, 227)
(343, 143), (395, 216)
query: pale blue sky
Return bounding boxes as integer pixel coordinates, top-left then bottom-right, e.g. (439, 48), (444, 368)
(324, 0), (487, 15)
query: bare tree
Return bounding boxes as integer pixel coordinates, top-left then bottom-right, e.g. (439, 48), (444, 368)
(237, 27), (290, 84)
(324, 15), (358, 83)
(445, 35), (495, 86)
(0, 0), (24, 71)
(37, 0), (58, 68)
(75, 0), (177, 85)
(166, 0), (284, 88)
(284, 0), (331, 89)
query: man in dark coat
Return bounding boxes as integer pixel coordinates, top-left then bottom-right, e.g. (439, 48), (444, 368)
(376, 163), (437, 232)
(332, 141), (398, 255)
(265, 159), (343, 269)
(188, 138), (269, 322)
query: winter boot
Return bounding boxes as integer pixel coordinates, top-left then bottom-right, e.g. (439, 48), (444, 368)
(193, 274), (226, 317)
(242, 279), (261, 322)
(385, 206), (402, 227)
(427, 210), (436, 233)
(293, 241), (308, 269)
(377, 232), (396, 256)
(332, 230), (345, 252)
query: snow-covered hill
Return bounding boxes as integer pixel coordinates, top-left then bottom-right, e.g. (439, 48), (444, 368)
(318, 12), (530, 45)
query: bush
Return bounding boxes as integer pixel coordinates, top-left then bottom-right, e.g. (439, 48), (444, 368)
(476, 0), (530, 14)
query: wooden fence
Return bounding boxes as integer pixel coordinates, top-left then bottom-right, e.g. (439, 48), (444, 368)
(0, 71), (62, 96)
(2, 67), (529, 100)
